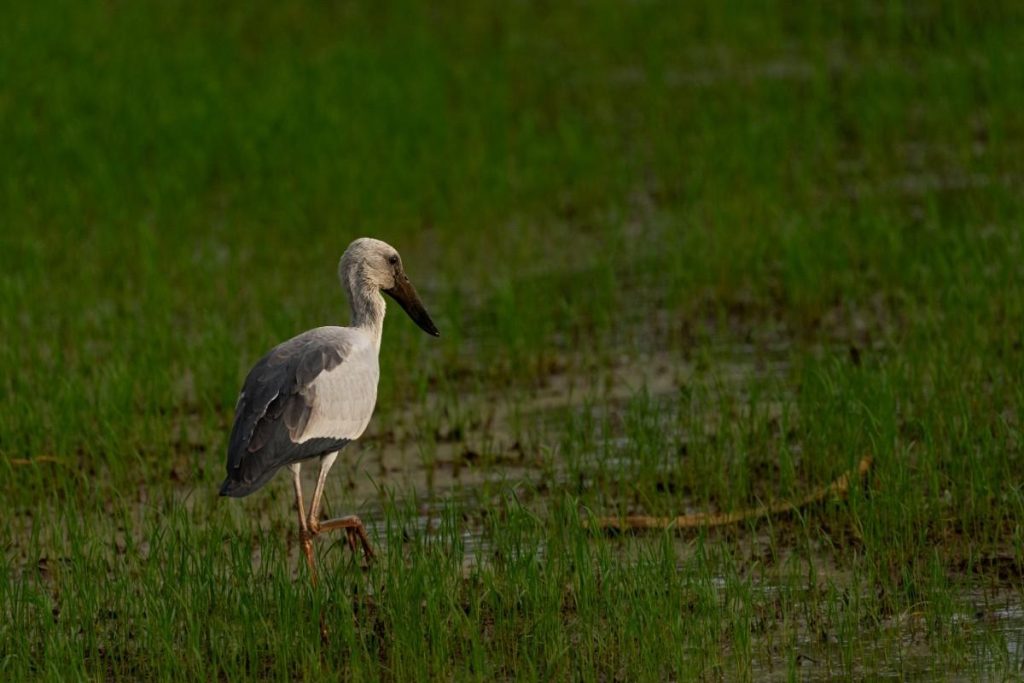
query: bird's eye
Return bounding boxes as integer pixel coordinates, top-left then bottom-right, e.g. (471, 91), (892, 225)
(388, 255), (399, 265)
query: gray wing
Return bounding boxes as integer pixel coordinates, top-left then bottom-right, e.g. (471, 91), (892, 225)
(220, 328), (356, 498)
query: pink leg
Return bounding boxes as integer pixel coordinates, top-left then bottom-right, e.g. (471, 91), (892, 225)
(306, 452), (375, 561)
(314, 515), (375, 559)
(291, 464), (317, 585)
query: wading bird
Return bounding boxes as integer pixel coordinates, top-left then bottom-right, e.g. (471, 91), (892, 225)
(219, 238), (439, 578)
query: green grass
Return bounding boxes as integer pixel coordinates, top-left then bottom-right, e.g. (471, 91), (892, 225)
(2, 0), (1024, 679)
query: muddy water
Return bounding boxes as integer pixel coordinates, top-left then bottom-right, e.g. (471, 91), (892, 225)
(285, 342), (790, 578)
(311, 343), (1023, 679)
(338, 343), (792, 511)
(16, 338), (1022, 679)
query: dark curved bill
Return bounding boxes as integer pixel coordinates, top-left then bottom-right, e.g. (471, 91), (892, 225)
(384, 274), (440, 337)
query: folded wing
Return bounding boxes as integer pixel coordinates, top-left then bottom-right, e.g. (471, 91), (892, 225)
(220, 327), (377, 497)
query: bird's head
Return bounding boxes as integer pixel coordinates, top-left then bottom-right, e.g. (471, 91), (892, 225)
(340, 237), (440, 336)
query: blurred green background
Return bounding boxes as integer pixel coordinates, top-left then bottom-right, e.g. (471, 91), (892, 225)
(1, 1), (1023, 679)
(3, 1), (1020, 468)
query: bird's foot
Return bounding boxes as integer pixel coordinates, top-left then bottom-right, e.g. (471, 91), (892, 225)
(299, 529), (318, 585)
(310, 515), (375, 561)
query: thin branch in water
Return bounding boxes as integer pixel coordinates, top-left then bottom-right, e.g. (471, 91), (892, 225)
(588, 456), (873, 532)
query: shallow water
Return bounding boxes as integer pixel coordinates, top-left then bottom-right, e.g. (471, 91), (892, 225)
(11, 338), (1020, 679)
(295, 343), (1021, 678)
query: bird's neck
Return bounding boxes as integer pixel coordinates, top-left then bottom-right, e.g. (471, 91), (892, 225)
(348, 284), (386, 349)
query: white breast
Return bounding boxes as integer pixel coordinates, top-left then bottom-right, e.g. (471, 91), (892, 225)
(296, 335), (380, 443)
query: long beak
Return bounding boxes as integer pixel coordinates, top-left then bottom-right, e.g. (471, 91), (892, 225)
(383, 273), (440, 337)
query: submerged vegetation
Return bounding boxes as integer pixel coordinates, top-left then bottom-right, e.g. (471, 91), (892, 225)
(2, 1), (1023, 679)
